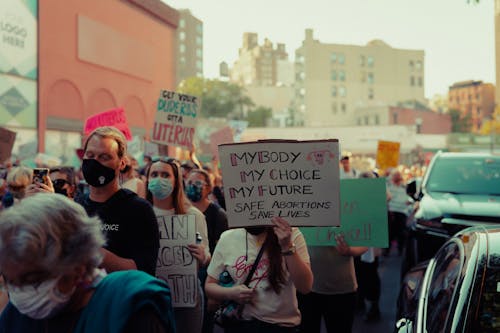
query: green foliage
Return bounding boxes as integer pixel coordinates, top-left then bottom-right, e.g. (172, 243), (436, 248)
(247, 106), (273, 127)
(449, 109), (472, 133)
(177, 77), (254, 119)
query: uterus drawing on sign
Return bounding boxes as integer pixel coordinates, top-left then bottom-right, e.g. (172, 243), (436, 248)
(306, 150), (336, 166)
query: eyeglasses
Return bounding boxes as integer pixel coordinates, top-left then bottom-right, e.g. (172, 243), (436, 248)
(52, 179), (69, 188)
(151, 156), (180, 166)
(187, 180), (207, 187)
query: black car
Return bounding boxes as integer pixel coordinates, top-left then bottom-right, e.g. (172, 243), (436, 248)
(396, 225), (500, 333)
(402, 152), (500, 275)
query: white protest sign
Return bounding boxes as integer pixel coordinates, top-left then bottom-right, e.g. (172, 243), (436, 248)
(151, 90), (199, 150)
(219, 140), (340, 228)
(156, 214), (198, 307)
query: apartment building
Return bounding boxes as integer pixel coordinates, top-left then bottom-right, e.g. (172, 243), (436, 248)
(448, 80), (495, 133)
(176, 9), (203, 85)
(295, 29), (425, 127)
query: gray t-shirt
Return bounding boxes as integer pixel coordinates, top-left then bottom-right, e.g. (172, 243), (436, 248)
(308, 246), (357, 294)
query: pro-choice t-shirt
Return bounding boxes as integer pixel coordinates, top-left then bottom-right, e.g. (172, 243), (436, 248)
(207, 228), (310, 327)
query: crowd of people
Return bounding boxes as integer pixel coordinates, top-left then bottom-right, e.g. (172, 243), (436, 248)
(0, 125), (421, 333)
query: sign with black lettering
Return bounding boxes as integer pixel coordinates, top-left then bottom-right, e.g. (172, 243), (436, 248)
(156, 214), (197, 307)
(219, 140), (340, 227)
(151, 90), (199, 150)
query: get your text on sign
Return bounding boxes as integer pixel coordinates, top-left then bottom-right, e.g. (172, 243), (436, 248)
(156, 214), (197, 308)
(301, 178), (389, 247)
(219, 140), (340, 228)
(152, 90), (199, 150)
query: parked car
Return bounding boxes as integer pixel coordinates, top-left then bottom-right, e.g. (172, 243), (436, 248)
(396, 225), (500, 333)
(402, 152), (500, 276)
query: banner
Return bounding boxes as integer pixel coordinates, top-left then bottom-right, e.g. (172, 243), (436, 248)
(151, 90), (199, 150)
(219, 139), (340, 228)
(84, 108), (132, 140)
(376, 140), (400, 171)
(156, 214), (198, 308)
(210, 126), (233, 161)
(0, 127), (16, 162)
(301, 178), (389, 247)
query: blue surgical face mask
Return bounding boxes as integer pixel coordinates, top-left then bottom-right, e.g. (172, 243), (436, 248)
(148, 177), (173, 199)
(185, 183), (203, 202)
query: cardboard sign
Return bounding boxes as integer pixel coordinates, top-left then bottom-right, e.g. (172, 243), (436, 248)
(210, 126), (233, 161)
(151, 90), (199, 150)
(0, 127), (16, 163)
(156, 214), (197, 308)
(84, 108), (132, 140)
(301, 178), (389, 247)
(376, 140), (400, 171)
(219, 140), (340, 228)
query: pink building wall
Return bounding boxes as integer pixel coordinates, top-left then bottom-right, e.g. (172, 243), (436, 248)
(389, 107), (451, 134)
(38, 0), (178, 151)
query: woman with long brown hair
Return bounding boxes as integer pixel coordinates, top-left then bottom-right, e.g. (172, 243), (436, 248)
(205, 218), (313, 333)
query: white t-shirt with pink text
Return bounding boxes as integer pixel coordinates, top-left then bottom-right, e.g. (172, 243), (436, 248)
(207, 228), (310, 327)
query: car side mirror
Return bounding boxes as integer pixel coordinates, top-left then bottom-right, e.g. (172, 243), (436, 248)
(396, 318), (413, 333)
(406, 180), (417, 199)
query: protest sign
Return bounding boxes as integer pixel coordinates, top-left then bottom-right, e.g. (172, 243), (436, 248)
(210, 126), (233, 161)
(301, 178), (388, 247)
(156, 214), (197, 307)
(144, 141), (159, 157)
(219, 140), (340, 228)
(152, 90), (199, 150)
(84, 108), (132, 140)
(376, 140), (400, 171)
(0, 127), (16, 163)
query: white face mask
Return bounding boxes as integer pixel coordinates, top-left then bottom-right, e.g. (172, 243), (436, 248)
(7, 277), (74, 319)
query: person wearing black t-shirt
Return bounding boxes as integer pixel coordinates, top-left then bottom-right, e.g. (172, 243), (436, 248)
(76, 126), (159, 276)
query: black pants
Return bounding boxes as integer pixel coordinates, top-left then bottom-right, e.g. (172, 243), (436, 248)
(354, 257), (381, 303)
(388, 211), (407, 253)
(224, 320), (297, 333)
(297, 291), (356, 333)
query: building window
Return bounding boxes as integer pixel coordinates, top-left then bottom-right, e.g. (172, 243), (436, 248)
(339, 54), (345, 64)
(299, 72), (305, 80)
(180, 56), (186, 64)
(367, 56), (374, 67)
(331, 70), (337, 81)
(409, 60), (414, 71)
(341, 103), (346, 113)
(179, 31), (186, 40)
(196, 24), (203, 33)
(364, 116), (369, 125)
(339, 86), (346, 97)
(196, 36), (202, 46)
(416, 61), (422, 71)
(196, 48), (202, 57)
(330, 52), (337, 63)
(375, 115), (380, 125)
(368, 88), (374, 100)
(360, 55), (365, 66)
(418, 77), (423, 87)
(300, 88), (306, 96)
(367, 72), (374, 84)
(331, 86), (337, 97)
(393, 112), (398, 124)
(179, 44), (185, 53)
(179, 19), (185, 28)
(410, 76), (415, 86)
(196, 60), (202, 70)
(339, 70), (345, 81)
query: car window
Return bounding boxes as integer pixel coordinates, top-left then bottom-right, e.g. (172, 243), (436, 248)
(426, 157), (500, 195)
(425, 242), (462, 333)
(476, 256), (500, 331)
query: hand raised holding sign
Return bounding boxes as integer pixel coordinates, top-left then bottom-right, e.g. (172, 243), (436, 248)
(271, 217), (293, 251)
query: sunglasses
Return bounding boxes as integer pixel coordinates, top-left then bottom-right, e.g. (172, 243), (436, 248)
(187, 180), (207, 187)
(52, 179), (69, 188)
(151, 156), (180, 165)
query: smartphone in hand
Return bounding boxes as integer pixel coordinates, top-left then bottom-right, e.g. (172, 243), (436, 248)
(32, 168), (50, 185)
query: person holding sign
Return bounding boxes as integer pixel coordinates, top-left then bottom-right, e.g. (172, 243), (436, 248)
(205, 218), (313, 333)
(146, 156), (210, 333)
(0, 194), (175, 333)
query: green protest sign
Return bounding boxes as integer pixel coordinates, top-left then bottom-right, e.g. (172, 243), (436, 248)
(301, 178), (388, 247)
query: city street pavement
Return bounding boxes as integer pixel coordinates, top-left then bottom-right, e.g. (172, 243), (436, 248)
(352, 253), (402, 333)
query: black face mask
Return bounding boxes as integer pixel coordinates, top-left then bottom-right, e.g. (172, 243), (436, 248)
(82, 159), (116, 187)
(245, 226), (267, 236)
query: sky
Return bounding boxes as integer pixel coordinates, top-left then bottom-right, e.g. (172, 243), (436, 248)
(164, 0), (495, 99)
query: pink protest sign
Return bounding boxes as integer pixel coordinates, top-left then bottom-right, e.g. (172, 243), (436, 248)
(210, 126), (233, 160)
(84, 108), (132, 140)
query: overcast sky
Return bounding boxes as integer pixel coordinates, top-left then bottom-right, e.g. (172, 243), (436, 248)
(164, 0), (495, 99)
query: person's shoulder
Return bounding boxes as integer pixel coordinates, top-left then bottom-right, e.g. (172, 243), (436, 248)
(187, 205), (205, 218)
(218, 228), (241, 241)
